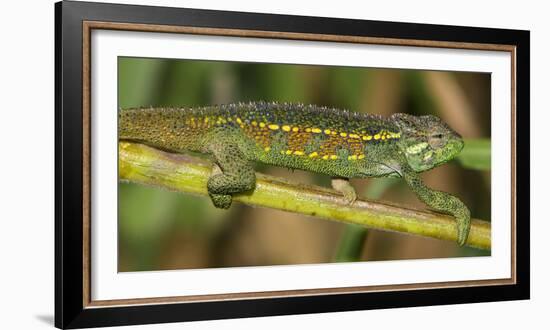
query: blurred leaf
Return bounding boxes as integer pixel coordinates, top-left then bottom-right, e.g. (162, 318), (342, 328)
(243, 64), (307, 101)
(457, 139), (491, 171)
(118, 58), (167, 108)
(404, 71), (437, 116)
(333, 224), (368, 262)
(333, 178), (399, 262)
(328, 67), (367, 110)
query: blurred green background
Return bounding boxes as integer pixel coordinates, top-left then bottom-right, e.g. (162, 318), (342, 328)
(118, 56), (491, 272)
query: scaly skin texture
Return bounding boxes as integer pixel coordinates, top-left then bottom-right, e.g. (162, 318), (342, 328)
(119, 101), (471, 245)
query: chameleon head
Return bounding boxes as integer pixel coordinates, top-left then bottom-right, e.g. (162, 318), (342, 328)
(392, 113), (464, 172)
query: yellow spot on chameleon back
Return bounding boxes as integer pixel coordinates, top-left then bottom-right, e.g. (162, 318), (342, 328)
(348, 155), (358, 160)
(285, 150), (293, 155)
(252, 121), (258, 126)
(358, 154), (365, 159)
(292, 127), (299, 132)
(293, 150), (304, 156)
(324, 129), (331, 135)
(322, 155), (329, 160)
(236, 118), (242, 124)
(305, 128), (312, 133)
(363, 135), (372, 141)
(340, 132), (347, 137)
(268, 124), (279, 130)
(312, 128), (322, 133)
(282, 125), (291, 132)
(264, 146), (271, 152)
(349, 133), (360, 139)
(330, 155), (338, 160)
(374, 133), (381, 140)
(390, 132), (401, 139)
(309, 152), (318, 158)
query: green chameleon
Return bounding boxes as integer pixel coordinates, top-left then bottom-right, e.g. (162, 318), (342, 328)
(119, 101), (471, 245)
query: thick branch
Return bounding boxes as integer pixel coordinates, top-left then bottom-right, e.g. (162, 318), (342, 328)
(119, 142), (491, 250)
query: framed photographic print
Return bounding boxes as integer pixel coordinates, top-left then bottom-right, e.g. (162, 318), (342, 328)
(55, 0), (530, 328)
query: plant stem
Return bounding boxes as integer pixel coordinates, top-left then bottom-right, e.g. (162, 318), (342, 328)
(119, 142), (491, 250)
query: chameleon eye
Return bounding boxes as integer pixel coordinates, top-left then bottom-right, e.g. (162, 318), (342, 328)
(428, 134), (445, 149)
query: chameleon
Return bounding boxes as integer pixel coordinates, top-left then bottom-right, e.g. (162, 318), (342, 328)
(119, 101), (471, 245)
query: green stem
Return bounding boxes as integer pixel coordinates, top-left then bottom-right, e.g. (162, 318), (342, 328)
(119, 142), (491, 250)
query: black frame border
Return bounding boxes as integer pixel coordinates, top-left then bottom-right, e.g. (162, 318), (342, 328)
(55, 1), (530, 328)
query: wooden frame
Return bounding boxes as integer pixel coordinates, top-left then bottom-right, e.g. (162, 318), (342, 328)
(55, 1), (530, 328)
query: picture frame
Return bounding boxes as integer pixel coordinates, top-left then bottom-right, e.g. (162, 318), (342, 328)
(55, 0), (530, 328)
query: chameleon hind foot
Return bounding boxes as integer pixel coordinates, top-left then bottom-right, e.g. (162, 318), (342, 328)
(207, 171), (255, 209)
(206, 141), (256, 209)
(209, 192), (232, 209)
(207, 165), (233, 208)
(331, 178), (357, 205)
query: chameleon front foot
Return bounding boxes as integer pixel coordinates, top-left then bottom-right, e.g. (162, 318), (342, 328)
(454, 205), (471, 246)
(437, 193), (471, 246)
(331, 178), (357, 205)
(401, 166), (472, 246)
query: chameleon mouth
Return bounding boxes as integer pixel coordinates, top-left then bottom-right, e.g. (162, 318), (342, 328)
(455, 137), (465, 152)
(445, 137), (464, 162)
